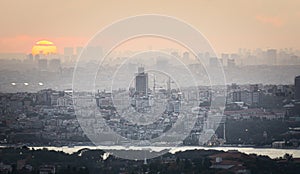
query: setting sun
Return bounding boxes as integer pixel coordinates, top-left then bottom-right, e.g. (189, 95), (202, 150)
(31, 40), (57, 55)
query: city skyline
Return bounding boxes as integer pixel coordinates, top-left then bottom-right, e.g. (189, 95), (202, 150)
(1, 1), (300, 173)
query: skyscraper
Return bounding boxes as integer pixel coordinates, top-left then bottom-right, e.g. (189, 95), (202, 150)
(76, 47), (83, 56)
(295, 76), (300, 101)
(267, 49), (277, 65)
(48, 59), (61, 72)
(209, 57), (219, 67)
(63, 47), (74, 63)
(135, 67), (148, 96)
(182, 51), (189, 59)
(227, 59), (235, 68)
(294, 76), (300, 116)
(38, 59), (48, 71)
(64, 47), (74, 57)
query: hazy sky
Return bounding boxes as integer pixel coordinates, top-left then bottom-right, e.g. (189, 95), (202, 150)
(0, 0), (299, 54)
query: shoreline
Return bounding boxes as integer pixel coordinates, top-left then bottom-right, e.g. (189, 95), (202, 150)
(1, 144), (300, 159)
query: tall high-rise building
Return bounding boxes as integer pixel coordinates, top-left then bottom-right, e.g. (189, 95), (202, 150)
(64, 47), (74, 63)
(227, 59), (235, 68)
(135, 67), (148, 96)
(295, 76), (300, 101)
(76, 47), (83, 56)
(182, 52), (190, 59)
(221, 53), (229, 66)
(34, 54), (40, 62)
(48, 59), (61, 72)
(294, 76), (300, 116)
(267, 49), (277, 65)
(38, 59), (48, 70)
(27, 54), (33, 61)
(64, 47), (74, 57)
(209, 57), (219, 67)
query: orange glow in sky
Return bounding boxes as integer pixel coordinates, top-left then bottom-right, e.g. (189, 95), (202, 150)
(31, 40), (57, 55)
(1, 0), (300, 54)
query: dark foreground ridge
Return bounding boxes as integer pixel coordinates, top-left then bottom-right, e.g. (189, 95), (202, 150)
(1, 147), (300, 174)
